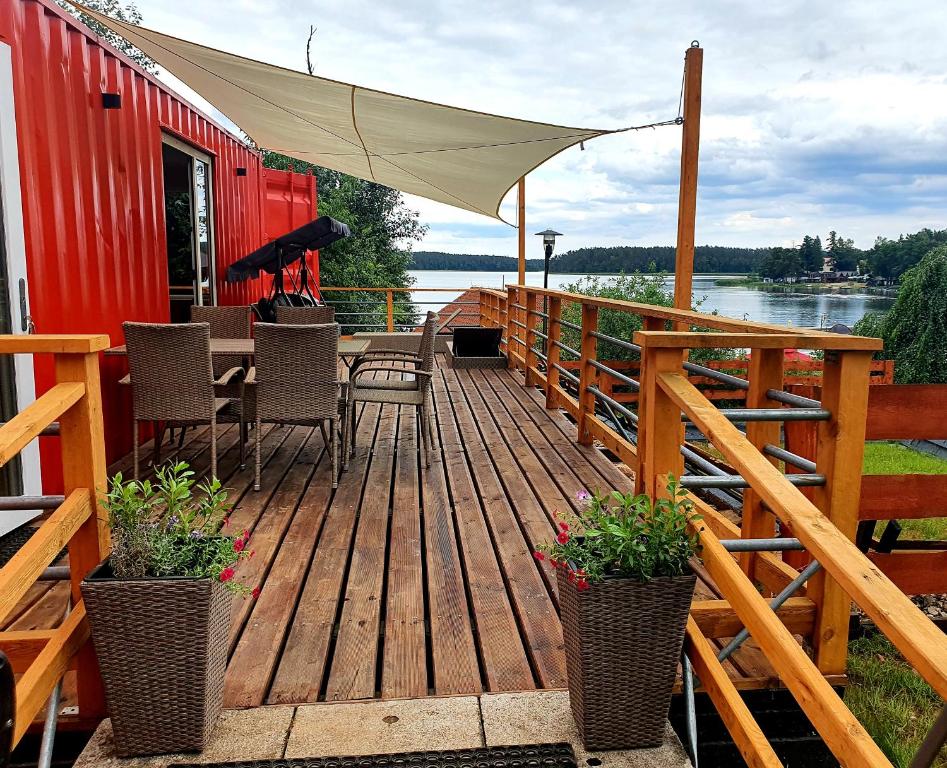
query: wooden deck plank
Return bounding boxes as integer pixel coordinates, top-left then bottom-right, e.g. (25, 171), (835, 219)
(223, 429), (323, 706)
(440, 367), (566, 689)
(267, 394), (385, 704)
(431, 370), (532, 692)
(381, 403), (427, 699)
(325, 396), (398, 701)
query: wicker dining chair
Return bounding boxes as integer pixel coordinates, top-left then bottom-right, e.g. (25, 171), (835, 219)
(349, 312), (437, 467)
(190, 305), (252, 377)
(123, 322), (244, 480)
(245, 323), (346, 490)
(275, 305), (335, 324)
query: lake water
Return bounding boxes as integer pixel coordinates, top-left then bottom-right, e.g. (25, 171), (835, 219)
(408, 270), (896, 329)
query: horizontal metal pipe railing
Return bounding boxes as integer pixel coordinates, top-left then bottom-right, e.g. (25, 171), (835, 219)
(763, 444), (818, 473)
(509, 303), (527, 311)
(766, 389), (822, 409)
(588, 359), (640, 391)
(552, 363), (580, 386)
(555, 317), (582, 332)
(553, 339), (581, 358)
(587, 385), (639, 425)
(0, 495), (65, 511)
(527, 307), (549, 319)
(589, 331), (640, 354)
(511, 319), (528, 330)
(719, 537), (805, 552)
(683, 407), (831, 423)
(682, 361), (751, 391)
(680, 473), (826, 489)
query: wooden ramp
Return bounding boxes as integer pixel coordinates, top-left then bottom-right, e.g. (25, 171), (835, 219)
(6, 361), (793, 708)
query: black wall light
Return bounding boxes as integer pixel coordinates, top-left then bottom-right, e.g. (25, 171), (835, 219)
(235, 167), (248, 176)
(101, 92), (122, 109)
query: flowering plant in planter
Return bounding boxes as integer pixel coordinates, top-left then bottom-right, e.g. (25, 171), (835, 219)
(536, 477), (702, 751)
(536, 477), (700, 586)
(103, 461), (255, 593)
(82, 462), (256, 757)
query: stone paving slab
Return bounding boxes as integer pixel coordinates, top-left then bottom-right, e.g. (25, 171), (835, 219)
(75, 692), (688, 768)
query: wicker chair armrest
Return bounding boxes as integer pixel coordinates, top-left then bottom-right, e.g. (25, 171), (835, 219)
(118, 373), (131, 386)
(353, 366), (432, 381)
(244, 367), (256, 385)
(215, 366), (246, 387)
(361, 349), (421, 358)
(355, 355), (422, 367)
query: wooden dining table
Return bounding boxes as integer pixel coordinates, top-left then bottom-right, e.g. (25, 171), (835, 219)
(105, 337), (371, 366)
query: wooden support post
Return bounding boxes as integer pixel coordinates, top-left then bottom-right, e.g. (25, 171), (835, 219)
(506, 286), (519, 370)
(545, 296), (562, 409)
(634, 316), (670, 493)
(740, 348), (784, 578)
(577, 303), (598, 446)
(386, 290), (395, 332)
(517, 177), (526, 286)
(524, 290), (539, 386)
(478, 290), (489, 328)
(673, 43), (703, 317)
(54, 349), (110, 719)
(809, 349), (873, 676)
(640, 345), (685, 499)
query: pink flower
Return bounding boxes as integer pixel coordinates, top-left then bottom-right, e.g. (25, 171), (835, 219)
(242, 529), (250, 541)
(556, 531), (569, 545)
(558, 521), (569, 532)
(533, 551), (545, 562)
(234, 538), (245, 553)
(220, 567), (235, 582)
(576, 490), (591, 502)
(251, 586), (261, 599)
(577, 579), (590, 592)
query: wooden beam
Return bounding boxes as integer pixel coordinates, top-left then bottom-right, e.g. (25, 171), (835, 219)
(867, 551), (947, 595)
(545, 296), (562, 409)
(691, 597), (815, 638)
(577, 304), (598, 446)
(0, 335), (109, 354)
(684, 617), (783, 768)
(517, 177), (526, 285)
(635, 331), (883, 352)
(673, 44), (702, 315)
(692, 517), (892, 767)
(866, 383), (947, 439)
(809, 351), (872, 675)
(0, 383), (84, 468)
(859, 474), (947, 520)
(640, 347), (684, 498)
(658, 369), (947, 701)
(14, 603), (90, 747)
(0, 490), (92, 624)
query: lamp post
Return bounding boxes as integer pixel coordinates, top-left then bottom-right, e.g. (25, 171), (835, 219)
(534, 229), (562, 356)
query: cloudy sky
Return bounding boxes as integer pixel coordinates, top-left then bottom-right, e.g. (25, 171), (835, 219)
(137, 0), (947, 257)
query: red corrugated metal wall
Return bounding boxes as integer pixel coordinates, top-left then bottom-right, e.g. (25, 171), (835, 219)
(261, 167), (320, 289)
(0, 0), (317, 489)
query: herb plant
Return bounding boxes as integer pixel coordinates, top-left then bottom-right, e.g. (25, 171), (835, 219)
(535, 477), (700, 590)
(103, 462), (256, 596)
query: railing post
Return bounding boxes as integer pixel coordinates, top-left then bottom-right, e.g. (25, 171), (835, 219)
(809, 349), (873, 676)
(639, 341), (685, 499)
(524, 290), (539, 386)
(506, 286), (519, 370)
(577, 303), (598, 446)
(740, 347), (784, 580)
(54, 347), (110, 719)
(386, 290), (395, 332)
(634, 316), (669, 493)
(545, 296), (562, 409)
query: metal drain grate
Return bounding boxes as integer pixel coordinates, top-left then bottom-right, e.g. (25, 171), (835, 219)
(172, 743), (577, 768)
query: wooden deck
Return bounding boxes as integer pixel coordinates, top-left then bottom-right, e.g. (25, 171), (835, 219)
(6, 360), (790, 710)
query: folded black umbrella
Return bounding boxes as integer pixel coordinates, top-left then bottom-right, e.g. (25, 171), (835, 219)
(226, 216), (351, 283)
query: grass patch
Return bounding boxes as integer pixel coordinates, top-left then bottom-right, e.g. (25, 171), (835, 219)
(863, 442), (947, 540)
(845, 634), (947, 767)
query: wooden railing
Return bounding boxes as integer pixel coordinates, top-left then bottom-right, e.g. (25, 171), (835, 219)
(483, 285), (947, 768)
(0, 335), (110, 746)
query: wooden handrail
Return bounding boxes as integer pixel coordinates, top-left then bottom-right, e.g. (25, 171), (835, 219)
(0, 334), (110, 741)
(636, 330), (882, 352)
(0, 383), (85, 467)
(657, 369), (947, 701)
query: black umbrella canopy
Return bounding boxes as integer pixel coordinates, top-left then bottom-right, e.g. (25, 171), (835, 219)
(226, 216), (351, 283)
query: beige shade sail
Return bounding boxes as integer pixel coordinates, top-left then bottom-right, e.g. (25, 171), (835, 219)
(70, 2), (617, 220)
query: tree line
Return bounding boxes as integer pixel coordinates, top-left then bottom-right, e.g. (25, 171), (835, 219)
(412, 245), (768, 273)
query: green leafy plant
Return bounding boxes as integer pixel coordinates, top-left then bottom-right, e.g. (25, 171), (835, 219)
(103, 462), (256, 596)
(535, 478), (700, 589)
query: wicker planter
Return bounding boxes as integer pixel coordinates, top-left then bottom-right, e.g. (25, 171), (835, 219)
(81, 562), (233, 757)
(558, 568), (696, 750)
